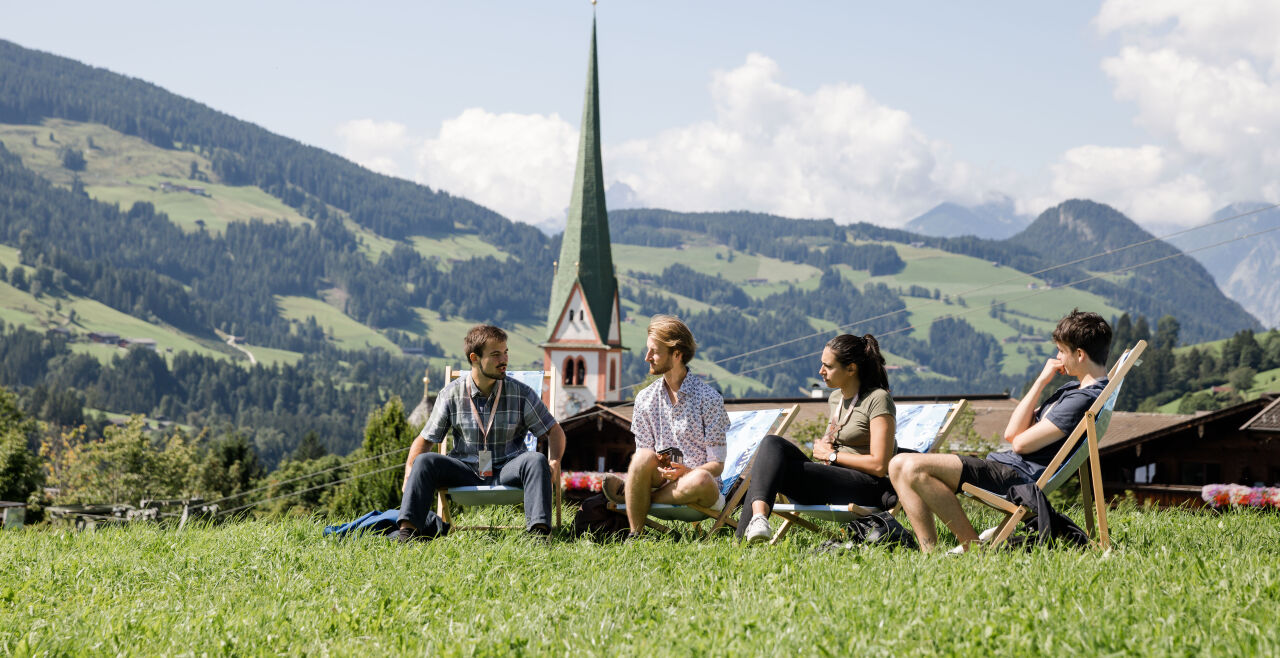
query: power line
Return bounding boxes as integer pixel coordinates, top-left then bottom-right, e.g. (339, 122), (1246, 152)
(207, 202), (1280, 511)
(717, 219), (1280, 383)
(713, 201), (1280, 366)
(202, 445), (409, 506)
(216, 461), (405, 517)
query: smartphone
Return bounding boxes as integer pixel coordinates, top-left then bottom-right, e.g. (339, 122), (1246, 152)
(657, 446), (684, 465)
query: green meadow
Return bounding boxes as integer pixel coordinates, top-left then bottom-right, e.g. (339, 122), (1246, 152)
(2, 504), (1277, 656)
(613, 244), (820, 287)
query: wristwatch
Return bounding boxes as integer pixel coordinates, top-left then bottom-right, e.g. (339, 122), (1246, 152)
(826, 450), (839, 465)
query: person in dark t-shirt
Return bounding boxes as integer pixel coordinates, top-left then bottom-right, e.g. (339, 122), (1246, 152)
(888, 310), (1112, 553)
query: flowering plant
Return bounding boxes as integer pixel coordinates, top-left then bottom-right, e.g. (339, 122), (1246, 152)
(1201, 484), (1280, 509)
(561, 471), (608, 492)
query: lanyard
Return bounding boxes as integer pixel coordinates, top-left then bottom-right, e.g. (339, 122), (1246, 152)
(827, 391), (860, 440)
(467, 376), (504, 451)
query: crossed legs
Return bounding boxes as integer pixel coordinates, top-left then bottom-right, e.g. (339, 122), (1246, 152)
(888, 453), (980, 553)
(623, 449), (720, 534)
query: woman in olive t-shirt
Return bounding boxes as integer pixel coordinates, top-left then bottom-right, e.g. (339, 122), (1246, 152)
(738, 334), (897, 543)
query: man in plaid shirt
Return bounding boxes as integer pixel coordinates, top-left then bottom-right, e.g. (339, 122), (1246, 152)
(397, 325), (565, 542)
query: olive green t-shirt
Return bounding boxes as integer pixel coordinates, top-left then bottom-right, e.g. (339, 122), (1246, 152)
(825, 388), (896, 455)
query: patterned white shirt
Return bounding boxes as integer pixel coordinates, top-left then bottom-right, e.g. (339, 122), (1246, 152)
(632, 373), (729, 475)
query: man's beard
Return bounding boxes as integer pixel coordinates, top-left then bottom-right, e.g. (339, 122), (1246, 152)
(481, 364), (506, 380)
(648, 361), (671, 376)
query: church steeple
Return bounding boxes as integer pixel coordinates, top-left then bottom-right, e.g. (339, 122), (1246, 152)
(547, 17), (617, 344)
(542, 14), (624, 416)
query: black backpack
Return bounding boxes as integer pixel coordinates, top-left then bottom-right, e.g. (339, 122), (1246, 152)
(571, 493), (632, 541)
(843, 511), (919, 551)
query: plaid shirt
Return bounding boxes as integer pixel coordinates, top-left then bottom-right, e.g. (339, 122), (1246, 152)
(418, 374), (557, 469)
(632, 373), (729, 474)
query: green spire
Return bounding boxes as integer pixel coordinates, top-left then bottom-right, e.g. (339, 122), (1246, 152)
(547, 17), (617, 343)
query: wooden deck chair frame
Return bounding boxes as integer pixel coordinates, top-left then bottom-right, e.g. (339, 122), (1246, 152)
(768, 399), (970, 545)
(434, 366), (563, 531)
(961, 340), (1147, 550)
(608, 405), (800, 538)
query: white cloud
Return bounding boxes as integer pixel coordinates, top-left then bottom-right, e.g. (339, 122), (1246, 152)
(1038, 2), (1280, 227)
(609, 53), (980, 226)
(401, 54), (987, 230)
(335, 119), (412, 177)
(1026, 145), (1213, 226)
(414, 108), (577, 225)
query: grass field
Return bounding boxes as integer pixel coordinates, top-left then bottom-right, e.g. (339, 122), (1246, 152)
(614, 244), (820, 287)
(412, 313), (547, 369)
(86, 175), (314, 235)
(276, 295), (402, 353)
(1155, 366), (1280, 413)
(839, 244), (1124, 376)
(410, 234), (510, 269)
(0, 119), (208, 188)
(2, 505), (1277, 655)
(0, 271), (233, 364)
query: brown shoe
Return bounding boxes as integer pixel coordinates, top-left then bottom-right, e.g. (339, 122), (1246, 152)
(602, 473), (626, 504)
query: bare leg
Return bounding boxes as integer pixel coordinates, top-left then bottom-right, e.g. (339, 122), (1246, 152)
(624, 450), (661, 534)
(652, 469), (719, 507)
(889, 453), (979, 553)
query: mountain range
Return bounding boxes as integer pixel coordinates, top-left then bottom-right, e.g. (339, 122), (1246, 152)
(0, 37), (1267, 458)
(911, 198), (1280, 330)
(905, 196), (1030, 240)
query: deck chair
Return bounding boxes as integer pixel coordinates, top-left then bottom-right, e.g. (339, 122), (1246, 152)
(608, 405), (799, 537)
(961, 340), (1146, 550)
(767, 399), (970, 544)
(435, 366), (563, 530)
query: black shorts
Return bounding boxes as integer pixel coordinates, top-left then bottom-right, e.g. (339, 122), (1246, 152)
(956, 455), (1033, 495)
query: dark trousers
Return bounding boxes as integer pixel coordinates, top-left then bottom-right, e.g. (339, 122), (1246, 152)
(398, 451), (552, 531)
(743, 434), (894, 514)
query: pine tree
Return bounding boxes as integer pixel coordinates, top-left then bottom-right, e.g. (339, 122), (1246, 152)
(328, 396), (413, 517)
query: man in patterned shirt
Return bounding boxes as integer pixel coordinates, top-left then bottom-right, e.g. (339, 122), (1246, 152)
(604, 315), (730, 538)
(397, 324), (565, 542)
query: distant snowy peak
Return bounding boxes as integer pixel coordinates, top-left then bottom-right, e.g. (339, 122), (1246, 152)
(905, 196), (1030, 240)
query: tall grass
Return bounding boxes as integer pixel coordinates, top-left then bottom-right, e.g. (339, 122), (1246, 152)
(2, 503), (1278, 656)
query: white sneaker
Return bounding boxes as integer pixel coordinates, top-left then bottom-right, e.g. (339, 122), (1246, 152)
(978, 526), (998, 543)
(710, 491), (727, 512)
(744, 514), (773, 544)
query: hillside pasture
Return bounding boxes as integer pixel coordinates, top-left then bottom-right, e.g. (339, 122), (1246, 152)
(86, 175), (314, 235)
(616, 315), (771, 396)
(0, 119), (209, 187)
(276, 295), (401, 353)
(1, 506), (1277, 655)
(409, 312), (546, 369)
(1156, 365), (1280, 413)
(613, 244), (820, 288)
(409, 234), (510, 269)
(0, 274), (232, 364)
(839, 243), (1123, 376)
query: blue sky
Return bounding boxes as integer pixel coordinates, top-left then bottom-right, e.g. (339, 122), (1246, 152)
(3, 2), (1278, 231)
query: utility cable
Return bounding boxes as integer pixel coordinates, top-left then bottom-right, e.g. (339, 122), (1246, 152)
(714, 201), (1280, 366)
(215, 460), (405, 517)
(201, 445), (409, 506)
(205, 202), (1280, 509)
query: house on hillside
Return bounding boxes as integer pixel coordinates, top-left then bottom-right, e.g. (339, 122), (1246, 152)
(120, 337), (157, 350)
(88, 332), (120, 344)
(1099, 394), (1280, 506)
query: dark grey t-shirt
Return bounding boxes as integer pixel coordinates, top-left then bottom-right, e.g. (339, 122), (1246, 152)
(987, 378), (1109, 481)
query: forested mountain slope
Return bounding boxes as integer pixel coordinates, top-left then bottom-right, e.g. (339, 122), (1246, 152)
(0, 39), (1265, 465)
(1006, 200), (1259, 342)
